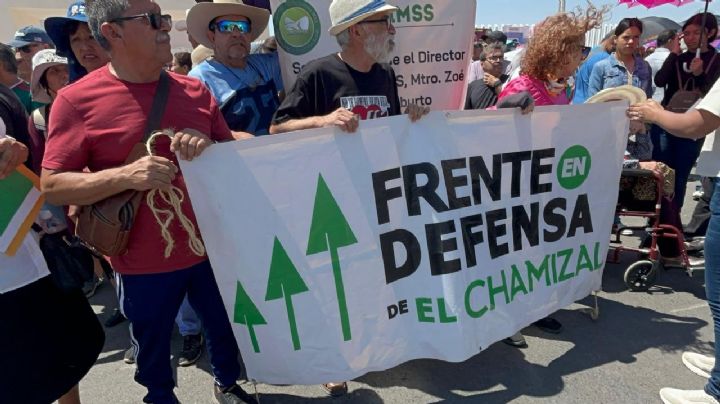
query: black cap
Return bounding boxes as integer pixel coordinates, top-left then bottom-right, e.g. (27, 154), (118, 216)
(481, 30), (507, 44)
(656, 29), (676, 47)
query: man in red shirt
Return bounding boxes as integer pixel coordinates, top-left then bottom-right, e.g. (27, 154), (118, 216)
(40, 0), (253, 403)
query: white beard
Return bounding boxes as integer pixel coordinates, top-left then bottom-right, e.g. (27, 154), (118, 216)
(364, 32), (395, 63)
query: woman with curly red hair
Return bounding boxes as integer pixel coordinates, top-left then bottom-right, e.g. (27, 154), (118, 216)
(498, 5), (607, 108)
(496, 4), (608, 348)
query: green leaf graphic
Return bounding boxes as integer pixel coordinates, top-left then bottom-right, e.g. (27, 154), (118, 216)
(306, 174), (358, 341)
(265, 237), (309, 350)
(233, 281), (266, 353)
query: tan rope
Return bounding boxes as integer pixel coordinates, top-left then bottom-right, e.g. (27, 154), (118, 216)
(145, 129), (206, 258)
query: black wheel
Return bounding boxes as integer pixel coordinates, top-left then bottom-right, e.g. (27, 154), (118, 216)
(624, 260), (659, 291)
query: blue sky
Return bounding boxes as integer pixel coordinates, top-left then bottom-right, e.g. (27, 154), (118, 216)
(475, 0), (718, 25)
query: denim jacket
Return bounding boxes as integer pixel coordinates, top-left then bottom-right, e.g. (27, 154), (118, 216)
(588, 53), (654, 99)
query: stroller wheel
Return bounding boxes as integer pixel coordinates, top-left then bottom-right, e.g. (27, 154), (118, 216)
(624, 260), (659, 292)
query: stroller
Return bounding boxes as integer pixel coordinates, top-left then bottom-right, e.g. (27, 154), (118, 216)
(608, 162), (701, 291)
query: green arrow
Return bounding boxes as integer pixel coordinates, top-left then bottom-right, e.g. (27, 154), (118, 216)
(265, 237), (309, 350)
(306, 174), (357, 341)
(233, 281), (266, 353)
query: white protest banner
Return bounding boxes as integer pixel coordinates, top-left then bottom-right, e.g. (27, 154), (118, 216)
(269, 0), (475, 110)
(181, 103), (628, 385)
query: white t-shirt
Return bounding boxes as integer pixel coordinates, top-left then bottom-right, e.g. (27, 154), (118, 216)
(695, 80), (720, 178)
(0, 132), (50, 294)
(0, 235), (50, 294)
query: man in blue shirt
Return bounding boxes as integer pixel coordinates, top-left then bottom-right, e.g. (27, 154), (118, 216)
(186, 0), (283, 136)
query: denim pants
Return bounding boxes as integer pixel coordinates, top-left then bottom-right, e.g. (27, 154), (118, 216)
(704, 178), (720, 399)
(175, 294), (202, 336)
(658, 131), (705, 207)
(119, 261), (241, 403)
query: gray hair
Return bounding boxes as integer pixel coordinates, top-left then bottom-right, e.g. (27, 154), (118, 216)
(0, 44), (17, 75)
(86, 0), (130, 50)
(335, 29), (350, 49)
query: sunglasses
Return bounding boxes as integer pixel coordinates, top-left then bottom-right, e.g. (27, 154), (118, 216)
(17, 44), (40, 54)
(210, 20), (252, 34)
(111, 12), (172, 30)
(358, 16), (392, 30)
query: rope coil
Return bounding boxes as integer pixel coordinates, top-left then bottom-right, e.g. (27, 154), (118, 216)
(146, 129), (206, 258)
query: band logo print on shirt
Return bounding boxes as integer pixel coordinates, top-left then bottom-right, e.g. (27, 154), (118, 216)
(341, 95), (390, 119)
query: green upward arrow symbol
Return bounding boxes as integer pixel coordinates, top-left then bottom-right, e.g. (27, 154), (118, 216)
(265, 237), (309, 350)
(306, 174), (358, 341)
(233, 281), (266, 353)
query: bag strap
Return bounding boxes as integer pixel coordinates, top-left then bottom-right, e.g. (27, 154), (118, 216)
(141, 70), (170, 143)
(676, 52), (719, 91)
(705, 52), (718, 75)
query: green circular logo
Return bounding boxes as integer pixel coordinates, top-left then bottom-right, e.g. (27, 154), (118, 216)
(557, 145), (592, 190)
(273, 0), (321, 55)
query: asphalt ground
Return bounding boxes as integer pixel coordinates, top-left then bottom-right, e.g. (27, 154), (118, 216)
(74, 178), (712, 404)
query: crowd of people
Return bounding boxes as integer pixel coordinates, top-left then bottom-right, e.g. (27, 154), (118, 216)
(1, 0), (720, 403)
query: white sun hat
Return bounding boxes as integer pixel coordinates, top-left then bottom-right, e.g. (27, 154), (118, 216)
(30, 49), (67, 104)
(585, 85), (647, 105)
(186, 0), (270, 48)
(329, 0), (398, 36)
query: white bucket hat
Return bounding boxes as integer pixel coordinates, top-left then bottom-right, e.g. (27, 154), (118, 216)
(329, 0), (398, 36)
(186, 0), (270, 49)
(30, 49), (67, 104)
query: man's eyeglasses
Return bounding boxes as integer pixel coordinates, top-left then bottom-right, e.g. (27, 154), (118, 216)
(110, 13), (172, 30)
(486, 55), (504, 62)
(210, 20), (252, 34)
(358, 16), (392, 30)
(17, 44), (40, 54)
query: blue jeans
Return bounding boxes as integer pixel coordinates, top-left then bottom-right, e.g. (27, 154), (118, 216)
(649, 124), (664, 162)
(175, 295), (202, 336)
(705, 178), (720, 399)
(119, 261), (240, 403)
(658, 131), (705, 207)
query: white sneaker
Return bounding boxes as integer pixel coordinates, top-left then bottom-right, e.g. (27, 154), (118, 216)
(660, 388), (719, 404)
(683, 352), (715, 379)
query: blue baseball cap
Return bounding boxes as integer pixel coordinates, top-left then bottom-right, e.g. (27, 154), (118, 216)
(7, 26), (54, 48)
(44, 1), (88, 57)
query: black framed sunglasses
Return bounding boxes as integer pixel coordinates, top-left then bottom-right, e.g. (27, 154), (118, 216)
(358, 16), (392, 30)
(110, 12), (172, 30)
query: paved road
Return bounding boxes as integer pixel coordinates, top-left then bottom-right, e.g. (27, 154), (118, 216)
(77, 179), (712, 403)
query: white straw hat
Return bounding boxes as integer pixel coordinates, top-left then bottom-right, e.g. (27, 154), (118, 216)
(329, 0), (398, 36)
(585, 85), (647, 105)
(30, 49), (67, 104)
(191, 44), (214, 67)
(186, 0), (269, 48)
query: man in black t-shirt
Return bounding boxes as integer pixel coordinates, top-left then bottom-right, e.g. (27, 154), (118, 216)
(269, 0), (428, 135)
(270, 0), (428, 397)
(465, 42), (508, 110)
